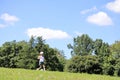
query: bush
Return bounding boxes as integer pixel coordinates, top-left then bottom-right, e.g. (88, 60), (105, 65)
(65, 55), (102, 74)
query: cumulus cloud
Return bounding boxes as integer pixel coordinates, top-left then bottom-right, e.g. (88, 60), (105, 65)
(87, 11), (113, 26)
(0, 13), (19, 28)
(80, 6), (97, 14)
(26, 27), (70, 40)
(106, 0), (120, 13)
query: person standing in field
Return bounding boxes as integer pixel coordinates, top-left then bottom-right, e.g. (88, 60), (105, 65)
(37, 51), (45, 71)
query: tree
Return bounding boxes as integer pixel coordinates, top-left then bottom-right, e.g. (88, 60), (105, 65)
(65, 55), (102, 74)
(93, 39), (110, 56)
(35, 37), (45, 53)
(0, 41), (17, 68)
(67, 34), (93, 56)
(54, 49), (66, 71)
(110, 41), (120, 59)
(41, 45), (65, 71)
(0, 36), (65, 71)
(15, 41), (36, 69)
(109, 41), (120, 76)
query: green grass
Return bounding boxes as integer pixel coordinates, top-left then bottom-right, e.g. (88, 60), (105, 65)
(0, 68), (120, 80)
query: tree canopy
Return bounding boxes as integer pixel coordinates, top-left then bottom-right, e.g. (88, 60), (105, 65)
(66, 34), (120, 76)
(0, 36), (65, 71)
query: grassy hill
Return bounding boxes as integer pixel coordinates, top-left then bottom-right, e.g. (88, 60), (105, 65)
(0, 68), (120, 80)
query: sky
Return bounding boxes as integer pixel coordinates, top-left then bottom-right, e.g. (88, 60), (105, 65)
(0, 0), (120, 59)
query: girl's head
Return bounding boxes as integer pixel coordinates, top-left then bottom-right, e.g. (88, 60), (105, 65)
(40, 51), (43, 55)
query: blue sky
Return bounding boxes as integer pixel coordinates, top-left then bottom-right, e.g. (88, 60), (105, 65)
(0, 0), (120, 58)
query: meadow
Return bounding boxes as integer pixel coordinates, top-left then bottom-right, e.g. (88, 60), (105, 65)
(0, 67), (120, 80)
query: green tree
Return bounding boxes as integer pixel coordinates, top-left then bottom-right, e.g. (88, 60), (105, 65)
(42, 45), (65, 71)
(35, 37), (45, 53)
(67, 34), (93, 56)
(110, 41), (120, 59)
(109, 41), (120, 76)
(65, 55), (102, 74)
(0, 41), (17, 68)
(93, 39), (110, 56)
(54, 49), (66, 71)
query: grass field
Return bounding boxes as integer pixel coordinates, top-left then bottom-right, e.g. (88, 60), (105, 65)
(0, 68), (120, 80)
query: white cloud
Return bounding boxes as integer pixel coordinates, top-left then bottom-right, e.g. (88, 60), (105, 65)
(80, 6), (97, 14)
(26, 27), (70, 40)
(106, 0), (120, 13)
(0, 24), (6, 28)
(0, 13), (19, 22)
(87, 11), (113, 26)
(0, 13), (19, 28)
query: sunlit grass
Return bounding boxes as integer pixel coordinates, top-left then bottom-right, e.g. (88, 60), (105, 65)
(0, 67), (119, 80)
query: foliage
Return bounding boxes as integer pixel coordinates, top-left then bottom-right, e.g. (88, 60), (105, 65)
(67, 34), (93, 56)
(67, 34), (120, 77)
(65, 55), (102, 74)
(0, 37), (65, 71)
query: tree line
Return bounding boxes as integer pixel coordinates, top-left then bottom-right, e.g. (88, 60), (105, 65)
(0, 36), (65, 71)
(0, 34), (120, 76)
(65, 34), (120, 77)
